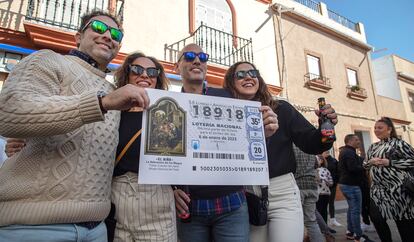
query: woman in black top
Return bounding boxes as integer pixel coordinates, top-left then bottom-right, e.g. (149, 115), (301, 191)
(109, 52), (176, 242)
(223, 61), (337, 242)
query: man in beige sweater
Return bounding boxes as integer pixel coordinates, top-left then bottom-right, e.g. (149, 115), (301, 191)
(0, 10), (149, 242)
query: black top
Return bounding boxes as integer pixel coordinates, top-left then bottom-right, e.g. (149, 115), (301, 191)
(267, 100), (332, 178)
(338, 145), (365, 186)
(113, 111), (143, 177)
(185, 87), (244, 199)
(326, 155), (339, 184)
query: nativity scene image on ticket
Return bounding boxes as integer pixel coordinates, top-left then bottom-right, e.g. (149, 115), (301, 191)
(145, 97), (186, 156)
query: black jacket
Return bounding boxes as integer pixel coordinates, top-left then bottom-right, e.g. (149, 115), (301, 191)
(338, 145), (365, 186)
(326, 155), (339, 184)
(267, 100), (332, 178)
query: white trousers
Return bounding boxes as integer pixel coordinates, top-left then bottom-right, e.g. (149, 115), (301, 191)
(250, 173), (304, 242)
(111, 172), (177, 242)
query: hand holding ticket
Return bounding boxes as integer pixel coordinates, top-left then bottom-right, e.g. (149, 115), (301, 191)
(138, 89), (269, 185)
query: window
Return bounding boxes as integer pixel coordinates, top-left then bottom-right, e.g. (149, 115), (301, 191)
(354, 130), (371, 158)
(307, 54), (321, 79)
(408, 91), (414, 112)
(346, 68), (358, 86)
(195, 0), (232, 33)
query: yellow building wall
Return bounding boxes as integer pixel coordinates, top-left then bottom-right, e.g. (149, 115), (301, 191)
(273, 13), (378, 154)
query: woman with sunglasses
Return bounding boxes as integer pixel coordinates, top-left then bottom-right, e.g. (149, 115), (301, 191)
(108, 52), (177, 242)
(364, 117), (414, 242)
(223, 61), (337, 242)
(4, 52), (176, 242)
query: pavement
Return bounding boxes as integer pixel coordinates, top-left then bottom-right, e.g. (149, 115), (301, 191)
(330, 200), (401, 242)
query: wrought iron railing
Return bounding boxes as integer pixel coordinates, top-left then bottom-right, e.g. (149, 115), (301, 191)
(26, 0), (124, 30)
(164, 23), (253, 67)
(327, 9), (358, 32)
(293, 0), (321, 13)
(304, 72), (331, 86)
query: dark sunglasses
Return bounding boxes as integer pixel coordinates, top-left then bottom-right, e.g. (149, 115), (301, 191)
(129, 65), (160, 78)
(235, 69), (260, 80)
(81, 19), (123, 42)
(178, 51), (209, 63)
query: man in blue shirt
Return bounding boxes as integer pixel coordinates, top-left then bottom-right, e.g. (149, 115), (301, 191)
(173, 43), (277, 242)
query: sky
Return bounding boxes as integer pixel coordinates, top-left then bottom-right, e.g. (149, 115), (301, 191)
(319, 0), (413, 61)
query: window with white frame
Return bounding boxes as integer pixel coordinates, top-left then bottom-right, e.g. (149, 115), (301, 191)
(195, 0), (232, 33)
(408, 91), (414, 112)
(307, 54), (321, 80)
(346, 68), (358, 86)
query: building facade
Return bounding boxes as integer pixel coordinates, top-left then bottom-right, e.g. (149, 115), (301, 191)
(372, 55), (414, 145)
(2, 0), (409, 152)
(269, 0), (379, 157)
(0, 0), (283, 94)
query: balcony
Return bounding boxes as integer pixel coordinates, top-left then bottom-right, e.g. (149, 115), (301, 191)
(26, 0), (124, 31)
(164, 23), (253, 67)
(346, 85), (367, 101)
(304, 73), (331, 93)
(327, 9), (358, 32)
(292, 0), (320, 13)
(292, 0), (359, 33)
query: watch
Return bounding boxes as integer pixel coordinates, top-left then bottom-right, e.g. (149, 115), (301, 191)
(97, 90), (107, 114)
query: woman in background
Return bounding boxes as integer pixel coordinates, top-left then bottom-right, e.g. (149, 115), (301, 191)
(316, 155), (333, 223)
(365, 117), (414, 242)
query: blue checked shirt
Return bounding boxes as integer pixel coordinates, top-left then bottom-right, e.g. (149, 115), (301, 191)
(191, 191), (246, 216)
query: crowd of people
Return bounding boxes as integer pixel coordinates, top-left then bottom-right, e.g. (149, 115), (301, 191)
(0, 9), (413, 242)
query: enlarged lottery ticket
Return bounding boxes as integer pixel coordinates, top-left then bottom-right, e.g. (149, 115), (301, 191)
(138, 89), (269, 185)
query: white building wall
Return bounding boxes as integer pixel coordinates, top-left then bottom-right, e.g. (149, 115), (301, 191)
(120, 0), (280, 86)
(121, 0), (190, 60)
(372, 55), (402, 101)
(231, 1), (279, 86)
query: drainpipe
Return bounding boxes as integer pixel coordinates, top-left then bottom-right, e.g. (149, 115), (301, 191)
(270, 3), (294, 100)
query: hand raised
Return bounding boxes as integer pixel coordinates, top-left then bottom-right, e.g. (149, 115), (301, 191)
(315, 104), (338, 125)
(101, 84), (150, 111)
(260, 105), (278, 138)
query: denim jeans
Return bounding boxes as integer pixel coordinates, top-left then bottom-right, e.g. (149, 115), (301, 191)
(300, 189), (324, 242)
(0, 222), (107, 242)
(177, 202), (249, 242)
(339, 184), (362, 239)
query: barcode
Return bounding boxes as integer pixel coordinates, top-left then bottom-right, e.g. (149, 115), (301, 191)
(193, 152), (244, 160)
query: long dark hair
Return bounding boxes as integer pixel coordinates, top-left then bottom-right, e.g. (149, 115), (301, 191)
(114, 52), (169, 90)
(223, 61), (277, 110)
(377, 116), (398, 139)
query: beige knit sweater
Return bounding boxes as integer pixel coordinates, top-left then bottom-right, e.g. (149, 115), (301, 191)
(0, 49), (120, 226)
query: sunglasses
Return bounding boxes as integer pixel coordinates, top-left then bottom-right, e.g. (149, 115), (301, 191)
(235, 69), (260, 80)
(81, 19), (124, 42)
(178, 51), (209, 63)
(129, 65), (160, 78)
